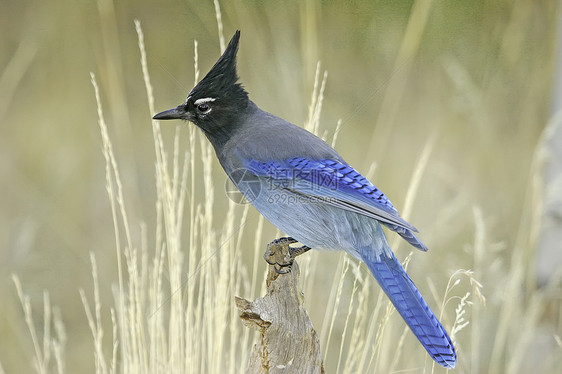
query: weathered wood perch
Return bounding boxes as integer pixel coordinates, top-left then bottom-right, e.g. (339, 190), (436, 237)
(235, 239), (324, 373)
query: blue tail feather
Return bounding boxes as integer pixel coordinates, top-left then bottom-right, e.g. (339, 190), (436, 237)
(362, 250), (456, 368)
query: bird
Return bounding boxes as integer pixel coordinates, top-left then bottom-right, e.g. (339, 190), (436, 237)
(153, 30), (457, 369)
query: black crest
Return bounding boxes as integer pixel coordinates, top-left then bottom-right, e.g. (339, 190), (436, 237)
(189, 30), (248, 103)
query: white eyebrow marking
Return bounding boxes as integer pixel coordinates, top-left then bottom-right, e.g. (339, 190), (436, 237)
(194, 97), (216, 105)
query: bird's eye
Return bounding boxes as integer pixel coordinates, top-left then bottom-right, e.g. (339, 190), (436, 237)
(197, 103), (210, 113)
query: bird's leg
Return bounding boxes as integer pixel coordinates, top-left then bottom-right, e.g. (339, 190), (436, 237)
(288, 241), (311, 258)
(264, 237), (296, 273)
(264, 237), (311, 274)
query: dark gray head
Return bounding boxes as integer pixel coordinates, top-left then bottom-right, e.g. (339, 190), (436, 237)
(153, 30), (250, 145)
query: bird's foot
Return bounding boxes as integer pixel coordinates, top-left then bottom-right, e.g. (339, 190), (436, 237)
(264, 237), (311, 274)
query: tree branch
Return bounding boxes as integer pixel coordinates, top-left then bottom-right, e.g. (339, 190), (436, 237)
(235, 240), (324, 373)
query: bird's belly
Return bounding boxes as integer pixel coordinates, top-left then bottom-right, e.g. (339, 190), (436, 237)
(249, 186), (389, 261)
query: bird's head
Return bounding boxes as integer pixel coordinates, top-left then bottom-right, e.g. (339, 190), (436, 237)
(153, 30), (249, 139)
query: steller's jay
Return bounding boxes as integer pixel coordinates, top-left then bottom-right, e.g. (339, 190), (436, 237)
(153, 30), (456, 369)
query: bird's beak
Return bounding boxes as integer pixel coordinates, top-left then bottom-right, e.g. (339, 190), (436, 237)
(152, 106), (184, 120)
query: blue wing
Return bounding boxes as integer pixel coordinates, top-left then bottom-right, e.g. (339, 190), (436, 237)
(362, 250), (456, 368)
(244, 157), (427, 251)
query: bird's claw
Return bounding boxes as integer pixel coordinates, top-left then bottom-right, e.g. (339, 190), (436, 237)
(264, 237), (311, 274)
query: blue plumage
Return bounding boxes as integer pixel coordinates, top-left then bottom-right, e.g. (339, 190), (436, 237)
(364, 250), (456, 367)
(246, 158), (428, 252)
(153, 30), (456, 369)
(244, 157), (455, 367)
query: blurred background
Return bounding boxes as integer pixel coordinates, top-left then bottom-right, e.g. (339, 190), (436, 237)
(1, 0), (560, 372)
